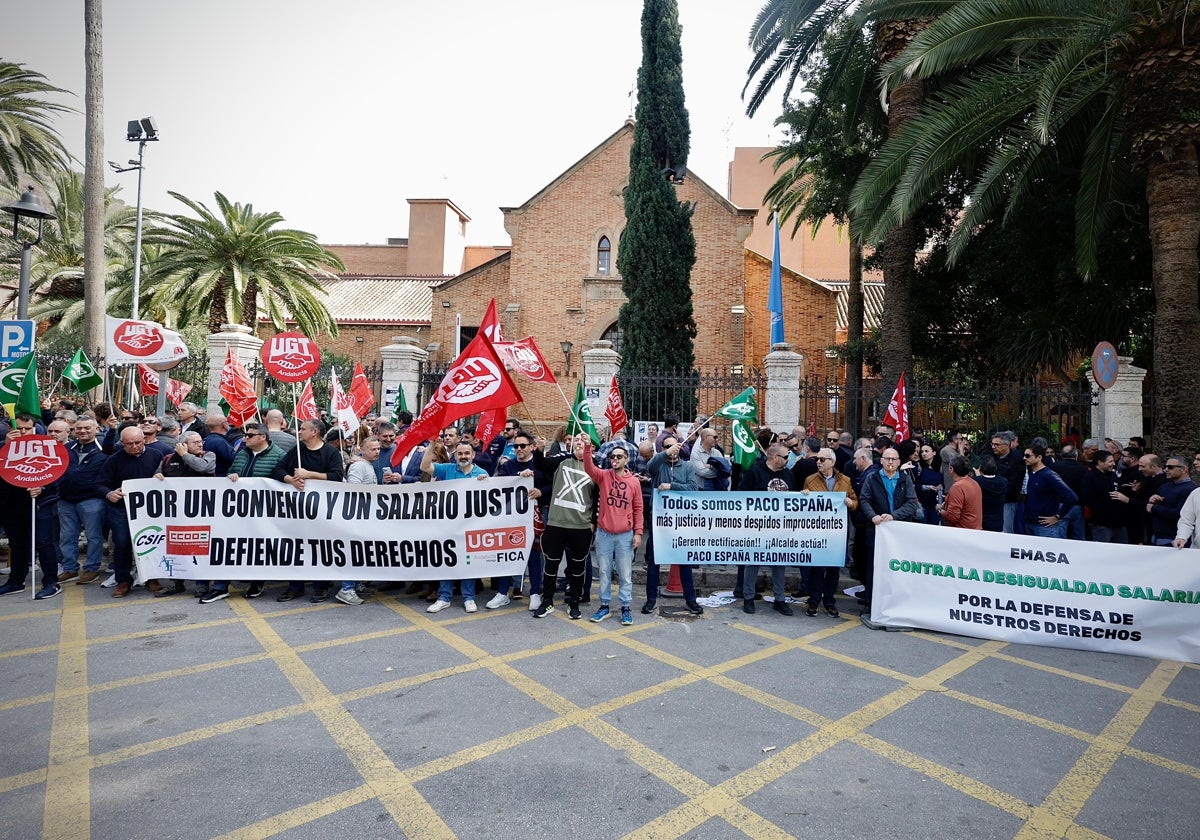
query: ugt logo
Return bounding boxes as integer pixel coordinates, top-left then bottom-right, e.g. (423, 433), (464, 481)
(267, 335), (315, 371)
(113, 321), (163, 356)
(440, 358), (502, 404)
(6, 438), (63, 475)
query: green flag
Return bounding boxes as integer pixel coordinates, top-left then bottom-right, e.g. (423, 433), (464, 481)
(566, 380), (601, 446)
(730, 419), (758, 470)
(61, 348), (104, 392)
(15, 354), (40, 417)
(715, 387), (757, 422)
(391, 386), (408, 424)
(0, 352), (35, 419)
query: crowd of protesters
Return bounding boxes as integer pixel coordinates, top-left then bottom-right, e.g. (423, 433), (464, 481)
(1, 398), (1196, 625)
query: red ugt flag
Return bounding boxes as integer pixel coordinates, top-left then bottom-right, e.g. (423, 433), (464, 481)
(294, 381), (319, 421)
(604, 375), (627, 436)
(349, 363), (376, 416)
(391, 330), (522, 467)
(219, 348), (258, 427)
(882, 372), (910, 442)
(497, 336), (557, 385)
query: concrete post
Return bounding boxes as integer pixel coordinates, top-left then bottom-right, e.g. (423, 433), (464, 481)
(764, 342), (805, 433)
(205, 324), (264, 414)
(380, 336), (428, 419)
(1090, 356), (1146, 445)
(582, 340), (621, 432)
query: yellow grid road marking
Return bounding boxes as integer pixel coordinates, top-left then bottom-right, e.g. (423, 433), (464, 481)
(226, 597), (454, 838)
(212, 783), (375, 840)
(42, 585), (91, 840)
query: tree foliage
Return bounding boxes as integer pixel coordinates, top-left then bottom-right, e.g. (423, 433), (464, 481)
(617, 0), (697, 417)
(145, 191), (343, 337)
(850, 0), (1200, 451)
(0, 61), (72, 188)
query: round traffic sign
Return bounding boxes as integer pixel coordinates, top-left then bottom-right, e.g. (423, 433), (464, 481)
(1091, 342), (1120, 390)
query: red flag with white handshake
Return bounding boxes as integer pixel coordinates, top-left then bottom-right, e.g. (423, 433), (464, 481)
(604, 375), (627, 436)
(137, 365), (192, 408)
(497, 336), (557, 385)
(882, 372), (910, 443)
(219, 349), (258, 427)
(391, 330), (522, 467)
(349, 363), (376, 417)
(330, 367), (360, 438)
(105, 315), (189, 367)
(294, 381), (319, 421)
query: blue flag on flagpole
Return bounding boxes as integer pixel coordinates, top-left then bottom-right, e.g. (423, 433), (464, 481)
(767, 212), (784, 346)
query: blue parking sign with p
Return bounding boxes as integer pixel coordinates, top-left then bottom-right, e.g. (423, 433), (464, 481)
(0, 321), (35, 365)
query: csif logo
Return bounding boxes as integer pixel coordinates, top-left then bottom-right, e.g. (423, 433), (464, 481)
(134, 525), (166, 558)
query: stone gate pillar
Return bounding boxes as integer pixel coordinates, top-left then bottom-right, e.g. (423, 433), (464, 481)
(764, 342), (804, 433)
(1090, 355), (1146, 445)
(380, 336), (428, 419)
(205, 324), (264, 414)
(582, 340), (621, 432)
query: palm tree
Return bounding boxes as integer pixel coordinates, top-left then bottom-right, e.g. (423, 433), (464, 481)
(850, 0), (1200, 452)
(0, 62), (73, 188)
(83, 0), (108, 361)
(145, 191), (344, 337)
(744, 0), (930, 388)
(762, 27), (883, 434)
(0, 171), (145, 338)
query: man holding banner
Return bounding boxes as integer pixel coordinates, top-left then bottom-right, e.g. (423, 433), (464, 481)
(801, 448), (858, 618)
(423, 440), (490, 614)
(738, 442), (797, 616)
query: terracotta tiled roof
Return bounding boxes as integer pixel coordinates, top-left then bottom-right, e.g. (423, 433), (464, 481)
(819, 280), (886, 331)
(261, 275), (435, 325)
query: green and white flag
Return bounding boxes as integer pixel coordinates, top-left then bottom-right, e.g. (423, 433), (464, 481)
(0, 352), (36, 419)
(714, 387), (757, 422)
(390, 385), (409, 424)
(15, 354), (40, 418)
(730, 419), (758, 470)
(566, 380), (602, 446)
(61, 348), (104, 392)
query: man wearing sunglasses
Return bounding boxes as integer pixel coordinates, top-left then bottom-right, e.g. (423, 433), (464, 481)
(490, 432), (551, 610)
(1147, 455), (1197, 546)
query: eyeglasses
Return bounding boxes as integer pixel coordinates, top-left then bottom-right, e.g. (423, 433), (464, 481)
(140, 420), (160, 426)
(1165, 464), (1185, 470)
(1023, 453), (1036, 459)
(120, 415), (135, 421)
(513, 443), (530, 449)
(243, 432), (262, 439)
(826, 438), (838, 443)
(610, 453), (628, 459)
(817, 456), (833, 462)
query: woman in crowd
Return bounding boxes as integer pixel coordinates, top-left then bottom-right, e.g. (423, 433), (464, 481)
(916, 443), (944, 525)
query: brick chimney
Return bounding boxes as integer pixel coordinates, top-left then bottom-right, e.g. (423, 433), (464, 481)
(406, 199), (469, 276)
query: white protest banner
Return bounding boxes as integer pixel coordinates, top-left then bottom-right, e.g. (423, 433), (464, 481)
(125, 476), (534, 583)
(105, 315), (189, 367)
(873, 522), (1200, 664)
(651, 489), (847, 566)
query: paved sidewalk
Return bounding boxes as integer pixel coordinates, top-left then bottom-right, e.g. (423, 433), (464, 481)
(1, 579), (1196, 839)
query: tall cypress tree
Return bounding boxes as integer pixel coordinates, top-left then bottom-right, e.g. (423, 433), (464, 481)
(617, 0), (697, 395)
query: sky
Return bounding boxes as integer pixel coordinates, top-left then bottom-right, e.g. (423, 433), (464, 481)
(4, 0), (785, 248)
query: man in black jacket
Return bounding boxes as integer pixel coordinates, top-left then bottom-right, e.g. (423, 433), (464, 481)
(989, 431), (1025, 534)
(973, 456), (1007, 533)
(739, 443), (797, 617)
(858, 447), (920, 608)
(0, 414), (65, 599)
(1049, 445), (1088, 540)
(58, 417), (109, 584)
(1081, 450), (1127, 543)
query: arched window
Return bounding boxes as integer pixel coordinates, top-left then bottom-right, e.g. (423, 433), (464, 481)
(601, 320), (623, 356)
(596, 236), (611, 275)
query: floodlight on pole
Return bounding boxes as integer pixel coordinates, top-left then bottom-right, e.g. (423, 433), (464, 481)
(2, 186), (57, 320)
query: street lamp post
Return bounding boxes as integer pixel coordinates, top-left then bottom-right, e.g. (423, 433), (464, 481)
(2, 186), (57, 320)
(110, 117), (163, 414)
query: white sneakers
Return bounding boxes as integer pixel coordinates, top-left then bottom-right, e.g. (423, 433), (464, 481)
(426, 599), (452, 613)
(486, 593), (511, 610)
(464, 599), (477, 613)
(528, 593), (542, 612)
(335, 588), (364, 606)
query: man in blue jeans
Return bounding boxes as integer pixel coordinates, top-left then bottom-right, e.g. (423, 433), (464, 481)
(57, 417), (109, 585)
(422, 438), (488, 613)
(1022, 443), (1077, 538)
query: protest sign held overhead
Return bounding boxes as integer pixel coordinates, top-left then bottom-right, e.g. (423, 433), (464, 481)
(105, 316), (188, 367)
(261, 331), (320, 382)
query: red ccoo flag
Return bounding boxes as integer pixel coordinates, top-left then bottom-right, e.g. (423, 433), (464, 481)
(391, 330), (522, 468)
(881, 372), (910, 442)
(349, 363), (376, 416)
(604, 375), (627, 436)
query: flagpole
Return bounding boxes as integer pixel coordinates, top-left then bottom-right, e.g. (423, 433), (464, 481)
(27, 495), (36, 601)
(554, 381), (586, 431)
(292, 383), (302, 451)
(516, 402), (544, 440)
